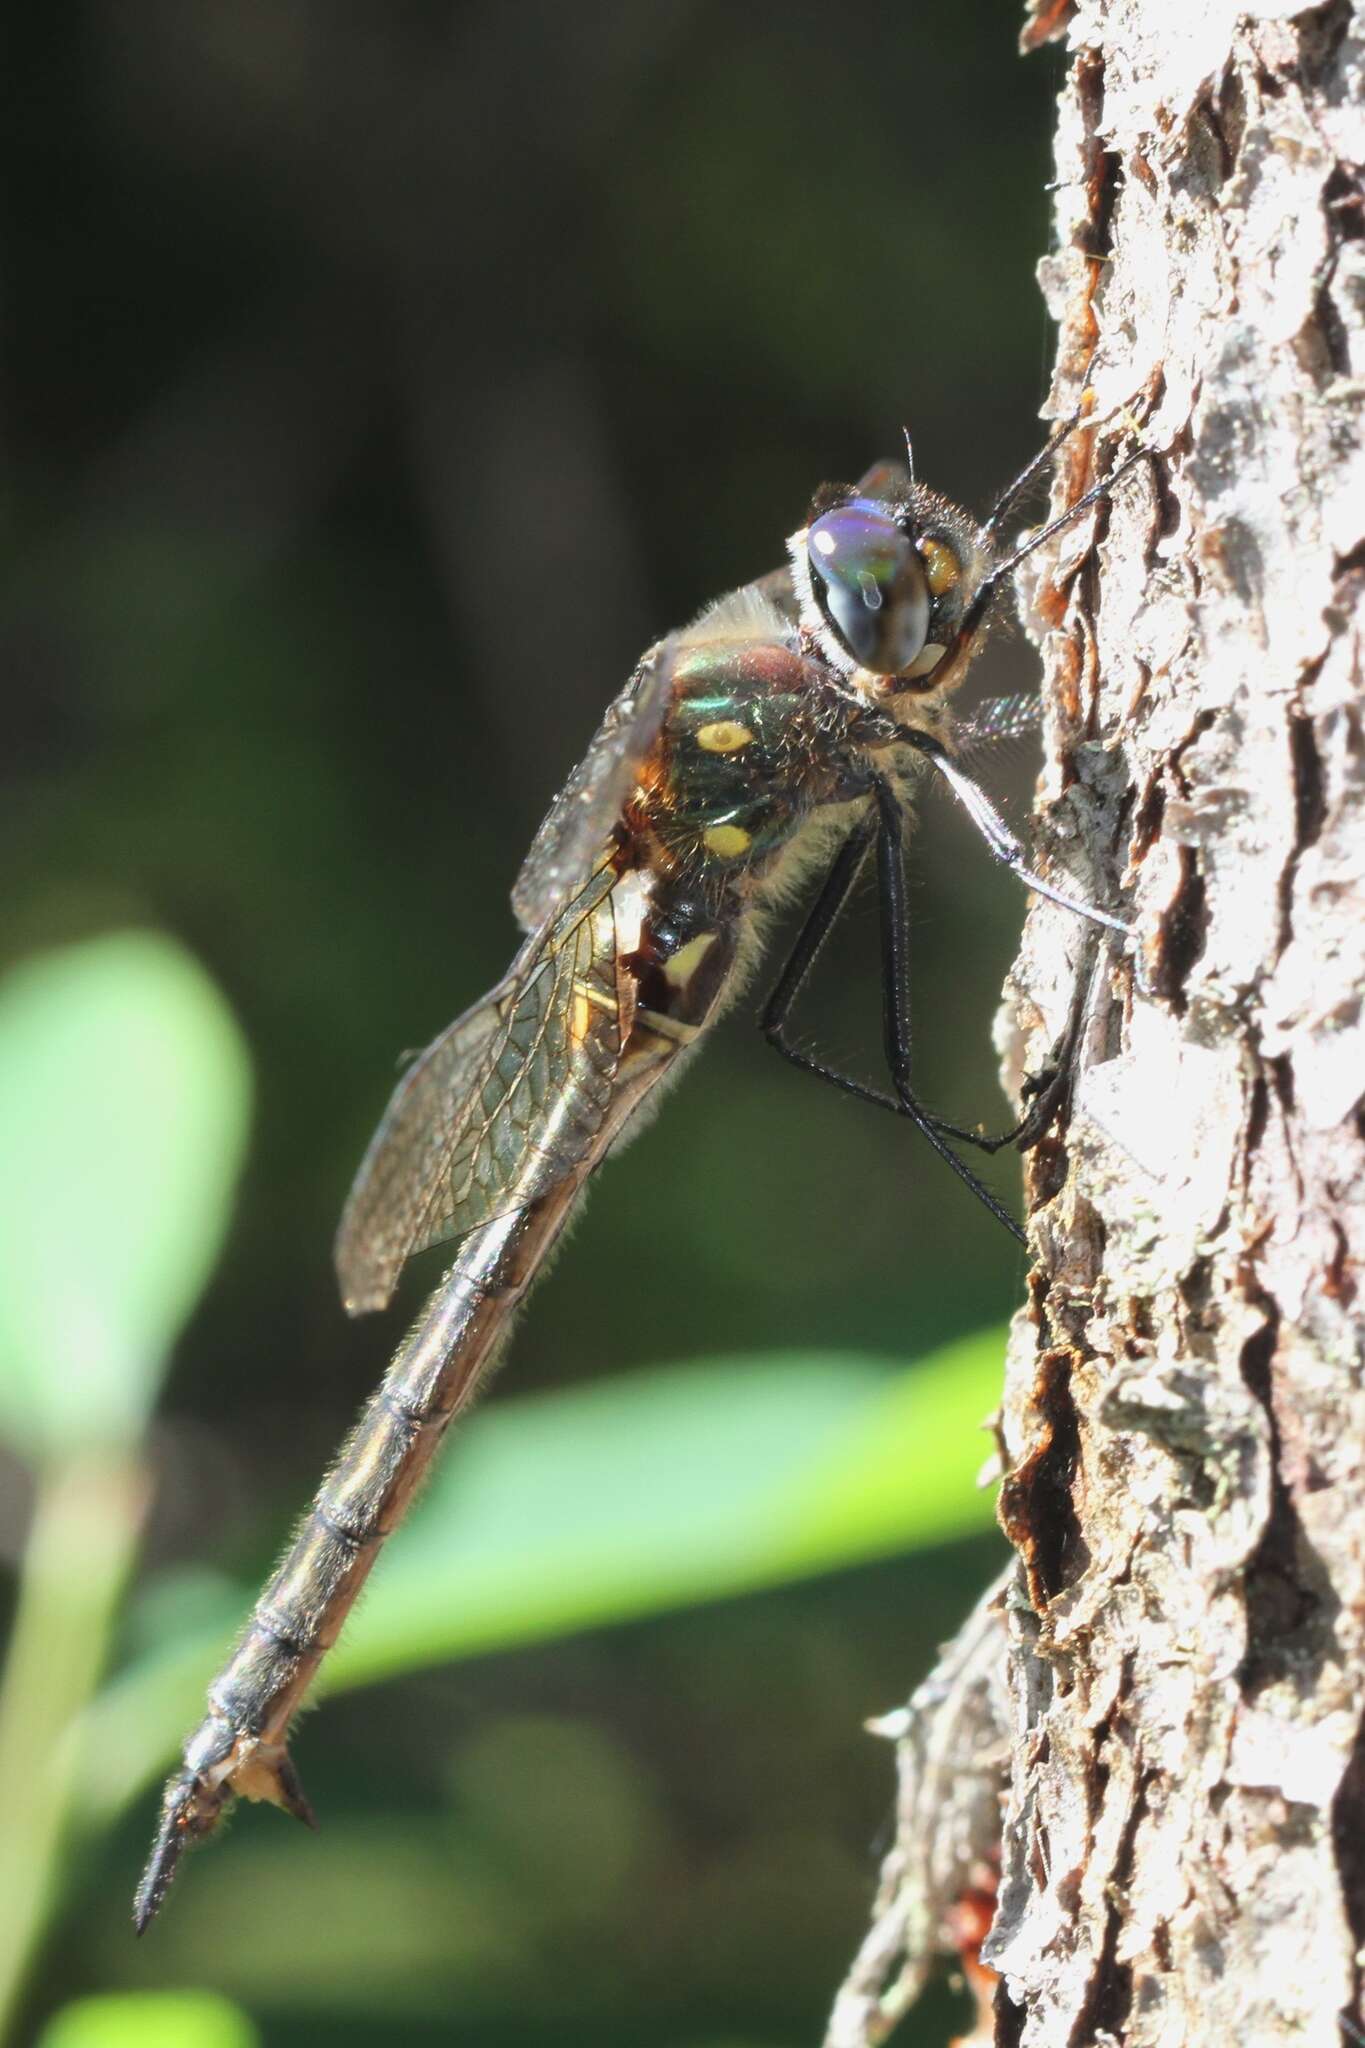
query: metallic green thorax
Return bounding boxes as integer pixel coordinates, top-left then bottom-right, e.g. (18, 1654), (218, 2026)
(630, 635), (874, 886)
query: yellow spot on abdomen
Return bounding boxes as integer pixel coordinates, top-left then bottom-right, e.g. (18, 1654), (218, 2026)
(696, 719), (754, 753)
(570, 990), (592, 1045)
(664, 931), (718, 988)
(702, 822), (752, 859)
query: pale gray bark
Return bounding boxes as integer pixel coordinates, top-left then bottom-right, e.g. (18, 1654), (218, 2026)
(828, 4), (1365, 2043)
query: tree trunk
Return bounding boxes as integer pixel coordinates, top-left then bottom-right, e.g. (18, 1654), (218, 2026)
(828, 5), (1365, 2043)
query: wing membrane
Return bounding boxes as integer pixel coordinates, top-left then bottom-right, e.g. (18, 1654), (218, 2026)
(511, 639), (676, 933)
(336, 864), (624, 1314)
(956, 693), (1040, 749)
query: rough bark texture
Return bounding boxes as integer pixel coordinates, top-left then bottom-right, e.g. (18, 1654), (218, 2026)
(827, 4), (1365, 2043)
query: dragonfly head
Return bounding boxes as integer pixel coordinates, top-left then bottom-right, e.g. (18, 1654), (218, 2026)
(787, 468), (996, 721)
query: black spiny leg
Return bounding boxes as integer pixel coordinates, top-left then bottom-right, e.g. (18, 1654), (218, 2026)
(869, 778), (1026, 1243)
(759, 809), (888, 1117)
(759, 792), (1032, 1244)
(760, 807), (947, 1128)
(759, 804), (1082, 1165)
(981, 407), (1083, 540)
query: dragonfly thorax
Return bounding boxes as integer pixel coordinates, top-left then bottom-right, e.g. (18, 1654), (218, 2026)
(620, 604), (878, 902)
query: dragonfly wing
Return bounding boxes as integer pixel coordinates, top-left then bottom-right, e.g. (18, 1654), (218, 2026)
(955, 693), (1040, 757)
(336, 864), (626, 1314)
(957, 693), (1040, 745)
(746, 563), (798, 627)
(511, 638), (677, 933)
(854, 457), (912, 501)
(334, 989), (507, 1315)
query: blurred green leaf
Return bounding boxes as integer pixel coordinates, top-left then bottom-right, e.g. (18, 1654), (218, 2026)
(0, 933), (251, 1461)
(101, 1825), (527, 2010)
(327, 1331), (1004, 1686)
(81, 1330), (1004, 1818)
(34, 1990), (259, 2048)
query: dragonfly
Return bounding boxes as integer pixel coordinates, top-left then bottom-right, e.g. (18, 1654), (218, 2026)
(134, 423), (1137, 1930)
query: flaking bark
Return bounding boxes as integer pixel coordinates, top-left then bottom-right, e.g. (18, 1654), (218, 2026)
(827, 4), (1365, 2042)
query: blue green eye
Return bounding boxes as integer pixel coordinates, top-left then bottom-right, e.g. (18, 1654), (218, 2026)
(807, 501), (930, 673)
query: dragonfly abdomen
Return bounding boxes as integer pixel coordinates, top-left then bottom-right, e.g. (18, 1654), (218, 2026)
(134, 1196), (573, 1930)
(136, 953), (690, 1935)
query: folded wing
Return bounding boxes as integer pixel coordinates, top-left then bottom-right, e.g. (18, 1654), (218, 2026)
(335, 864), (624, 1314)
(511, 641), (676, 934)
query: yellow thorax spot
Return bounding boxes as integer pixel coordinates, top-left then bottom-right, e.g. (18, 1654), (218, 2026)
(696, 719), (754, 754)
(703, 822), (752, 859)
(919, 537), (960, 597)
(663, 930), (718, 988)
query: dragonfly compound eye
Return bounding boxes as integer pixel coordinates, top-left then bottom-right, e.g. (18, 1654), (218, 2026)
(807, 501), (930, 676)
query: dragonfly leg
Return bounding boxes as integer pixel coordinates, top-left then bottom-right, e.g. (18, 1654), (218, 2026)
(925, 1068), (1066, 1157)
(759, 809), (931, 1130)
(909, 734), (1132, 938)
(760, 810), (877, 1048)
(924, 978), (1092, 1159)
(872, 775), (1109, 1159)
(971, 439), (1151, 620)
(758, 794), (1030, 1245)
(870, 779), (1026, 1242)
(980, 406), (1084, 541)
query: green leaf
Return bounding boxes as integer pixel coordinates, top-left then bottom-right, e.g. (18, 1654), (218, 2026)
(35, 1991), (259, 2048)
(80, 1331), (1005, 1820)
(0, 933), (251, 1460)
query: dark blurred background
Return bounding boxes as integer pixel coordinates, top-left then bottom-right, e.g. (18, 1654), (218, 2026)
(2, 4), (1062, 2043)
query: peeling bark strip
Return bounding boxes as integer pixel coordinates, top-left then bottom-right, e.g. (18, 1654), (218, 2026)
(827, 5), (1365, 2044)
(987, 4), (1365, 2045)
(823, 1572), (1014, 2048)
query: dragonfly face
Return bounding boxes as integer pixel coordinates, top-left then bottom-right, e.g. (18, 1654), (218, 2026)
(790, 467), (994, 705)
(137, 445), (1132, 1931)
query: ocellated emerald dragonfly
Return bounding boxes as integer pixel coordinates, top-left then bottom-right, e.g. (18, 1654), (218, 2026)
(135, 427), (1136, 1930)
